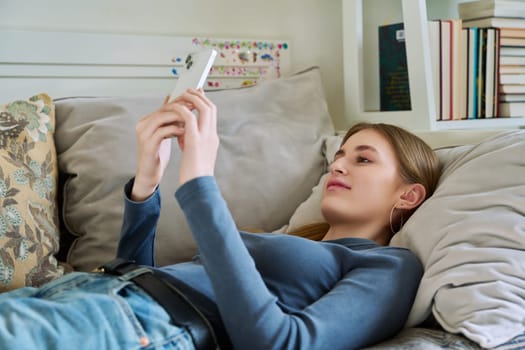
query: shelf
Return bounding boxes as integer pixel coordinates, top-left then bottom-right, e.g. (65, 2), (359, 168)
(346, 109), (525, 131)
(435, 117), (525, 130)
(342, 0), (523, 132)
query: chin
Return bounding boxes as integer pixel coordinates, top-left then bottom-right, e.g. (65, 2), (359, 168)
(320, 198), (343, 223)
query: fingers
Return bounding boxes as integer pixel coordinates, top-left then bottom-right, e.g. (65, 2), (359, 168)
(168, 88), (214, 113)
(173, 89), (217, 134)
(136, 103), (186, 142)
(171, 90), (219, 185)
(136, 89), (217, 149)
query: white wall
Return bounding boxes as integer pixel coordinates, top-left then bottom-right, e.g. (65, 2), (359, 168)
(427, 0), (470, 20)
(0, 0), (345, 127)
(0, 0), (470, 129)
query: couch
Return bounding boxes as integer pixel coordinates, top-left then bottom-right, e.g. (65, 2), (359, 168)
(1, 67), (524, 349)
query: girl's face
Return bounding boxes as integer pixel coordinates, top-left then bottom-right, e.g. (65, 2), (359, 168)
(321, 129), (407, 228)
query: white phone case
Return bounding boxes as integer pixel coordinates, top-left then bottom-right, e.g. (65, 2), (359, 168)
(168, 48), (217, 102)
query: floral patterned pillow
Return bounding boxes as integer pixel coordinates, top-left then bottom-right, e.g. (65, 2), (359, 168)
(0, 93), (63, 292)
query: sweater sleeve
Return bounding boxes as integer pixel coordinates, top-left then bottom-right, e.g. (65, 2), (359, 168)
(175, 176), (423, 350)
(116, 178), (161, 266)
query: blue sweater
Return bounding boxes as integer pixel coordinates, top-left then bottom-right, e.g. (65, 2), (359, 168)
(117, 176), (423, 350)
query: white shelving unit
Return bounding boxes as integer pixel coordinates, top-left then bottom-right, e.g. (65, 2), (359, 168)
(342, 0), (525, 131)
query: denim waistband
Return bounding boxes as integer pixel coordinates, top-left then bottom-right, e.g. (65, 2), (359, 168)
(99, 259), (218, 350)
(0, 271), (195, 350)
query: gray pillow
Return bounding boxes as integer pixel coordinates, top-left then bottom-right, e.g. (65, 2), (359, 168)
(391, 130), (525, 348)
(55, 67), (335, 271)
(276, 134), (342, 233)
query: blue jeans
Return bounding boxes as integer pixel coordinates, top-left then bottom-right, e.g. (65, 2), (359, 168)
(0, 271), (195, 350)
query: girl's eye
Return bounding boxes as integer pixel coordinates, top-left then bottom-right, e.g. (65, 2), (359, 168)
(357, 156), (370, 163)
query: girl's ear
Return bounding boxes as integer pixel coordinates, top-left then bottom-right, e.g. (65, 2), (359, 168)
(398, 183), (426, 210)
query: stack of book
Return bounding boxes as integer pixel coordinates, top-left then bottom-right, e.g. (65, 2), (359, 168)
(460, 0), (525, 117)
(377, 0), (525, 119)
(425, 18), (501, 120)
(427, 19), (468, 120)
(380, 18), (508, 119)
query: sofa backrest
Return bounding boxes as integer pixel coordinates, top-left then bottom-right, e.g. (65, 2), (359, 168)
(54, 67), (335, 271)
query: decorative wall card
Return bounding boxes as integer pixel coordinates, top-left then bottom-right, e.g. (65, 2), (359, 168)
(171, 37), (291, 90)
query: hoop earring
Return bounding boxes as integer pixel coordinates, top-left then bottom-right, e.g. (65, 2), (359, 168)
(389, 205), (405, 235)
(389, 205), (396, 235)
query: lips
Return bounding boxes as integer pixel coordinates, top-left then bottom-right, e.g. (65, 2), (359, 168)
(326, 178), (351, 190)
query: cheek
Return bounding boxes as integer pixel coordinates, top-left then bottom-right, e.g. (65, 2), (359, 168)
(357, 171), (401, 199)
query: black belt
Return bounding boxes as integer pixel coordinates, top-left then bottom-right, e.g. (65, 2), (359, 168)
(96, 258), (218, 350)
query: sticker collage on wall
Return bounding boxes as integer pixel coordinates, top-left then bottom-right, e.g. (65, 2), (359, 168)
(171, 37), (290, 90)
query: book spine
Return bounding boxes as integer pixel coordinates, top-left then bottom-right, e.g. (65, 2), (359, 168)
(466, 28), (471, 118)
(459, 27), (469, 119)
(494, 28), (501, 118)
(448, 20), (454, 120)
(500, 102), (525, 117)
(378, 23), (412, 111)
(472, 28), (479, 119)
(439, 20), (443, 120)
(484, 28), (495, 118)
(428, 21), (441, 121)
(478, 28), (487, 118)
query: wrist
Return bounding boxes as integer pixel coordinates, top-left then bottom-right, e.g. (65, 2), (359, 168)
(131, 177), (158, 202)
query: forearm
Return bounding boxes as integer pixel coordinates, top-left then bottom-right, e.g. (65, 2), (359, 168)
(117, 178), (160, 266)
(176, 176), (291, 348)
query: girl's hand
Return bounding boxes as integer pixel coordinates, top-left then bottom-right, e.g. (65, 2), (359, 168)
(173, 89), (219, 186)
(131, 89), (218, 201)
(131, 96), (186, 201)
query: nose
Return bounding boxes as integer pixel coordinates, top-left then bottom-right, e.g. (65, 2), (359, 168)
(329, 158), (347, 175)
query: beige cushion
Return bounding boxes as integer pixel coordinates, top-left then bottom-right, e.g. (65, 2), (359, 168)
(276, 134), (341, 233)
(391, 130), (525, 348)
(55, 67), (335, 271)
(0, 93), (63, 291)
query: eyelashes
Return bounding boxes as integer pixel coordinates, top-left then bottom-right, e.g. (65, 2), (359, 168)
(331, 155), (373, 165)
(357, 156), (371, 163)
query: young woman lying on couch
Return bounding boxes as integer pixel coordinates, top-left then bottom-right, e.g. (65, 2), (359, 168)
(0, 89), (440, 350)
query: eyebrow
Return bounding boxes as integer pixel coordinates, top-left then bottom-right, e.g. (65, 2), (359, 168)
(354, 145), (379, 153)
(334, 144), (379, 157)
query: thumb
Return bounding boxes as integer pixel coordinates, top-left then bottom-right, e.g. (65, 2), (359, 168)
(177, 134), (185, 151)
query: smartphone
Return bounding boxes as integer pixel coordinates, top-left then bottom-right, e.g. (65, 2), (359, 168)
(168, 48), (217, 102)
